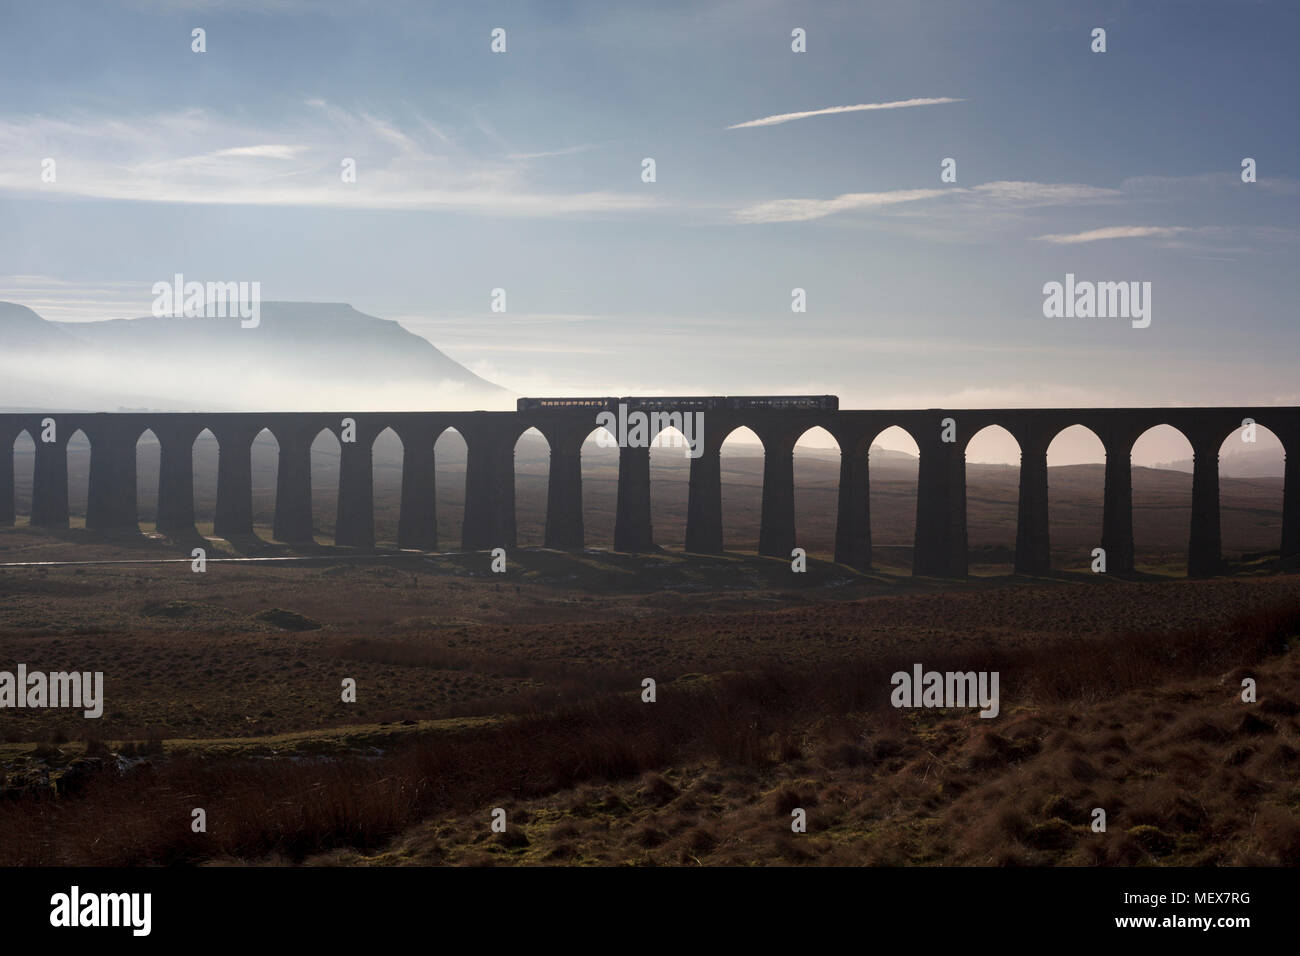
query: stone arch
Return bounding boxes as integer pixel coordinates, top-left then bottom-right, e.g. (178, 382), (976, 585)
(964, 424), (1020, 575)
(1218, 420), (1285, 564)
(310, 426), (341, 543)
(719, 425), (764, 554)
(1131, 424), (1194, 575)
(135, 427), (161, 531)
(434, 426), (467, 550)
(66, 427), (90, 528)
(246, 427), (278, 541)
(647, 420), (695, 553)
(791, 424), (841, 560)
(11, 428), (34, 524)
(1045, 424), (1106, 572)
(371, 426), (404, 548)
(867, 425), (920, 573)
(191, 427), (219, 535)
(579, 423), (619, 549)
(513, 426), (549, 548)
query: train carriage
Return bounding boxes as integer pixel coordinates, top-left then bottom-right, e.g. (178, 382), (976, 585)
(518, 395), (838, 412)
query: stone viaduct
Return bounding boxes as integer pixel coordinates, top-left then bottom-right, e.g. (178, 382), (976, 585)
(1, 404), (1297, 578)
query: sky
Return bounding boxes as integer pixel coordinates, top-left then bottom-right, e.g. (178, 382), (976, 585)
(0, 0), (1296, 464)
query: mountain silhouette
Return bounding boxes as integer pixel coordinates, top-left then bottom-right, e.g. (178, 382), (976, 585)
(0, 301), (509, 412)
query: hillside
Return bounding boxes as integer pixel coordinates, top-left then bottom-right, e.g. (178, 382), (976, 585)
(0, 301), (509, 412)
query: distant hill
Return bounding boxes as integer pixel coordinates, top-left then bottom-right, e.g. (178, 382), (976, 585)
(1156, 447), (1285, 479)
(0, 301), (509, 412)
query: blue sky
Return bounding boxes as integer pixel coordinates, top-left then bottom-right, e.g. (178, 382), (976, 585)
(0, 0), (1296, 463)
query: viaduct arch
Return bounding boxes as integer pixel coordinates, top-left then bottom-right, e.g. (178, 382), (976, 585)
(0, 403), (1296, 579)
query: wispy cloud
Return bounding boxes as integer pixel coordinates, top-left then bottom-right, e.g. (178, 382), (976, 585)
(1121, 172), (1300, 197)
(504, 143), (604, 161)
(733, 180), (1121, 225)
(1033, 225), (1203, 244)
(733, 188), (950, 224)
(0, 105), (656, 217)
(967, 181), (1122, 206)
(726, 97), (964, 129)
(210, 144), (306, 159)
(1031, 223), (1295, 252)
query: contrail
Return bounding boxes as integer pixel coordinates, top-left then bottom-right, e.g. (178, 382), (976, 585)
(727, 97), (965, 129)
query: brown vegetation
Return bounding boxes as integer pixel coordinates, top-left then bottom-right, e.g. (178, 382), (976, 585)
(1, 599), (1296, 866)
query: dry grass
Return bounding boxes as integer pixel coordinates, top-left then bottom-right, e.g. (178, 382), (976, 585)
(1, 600), (1296, 866)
